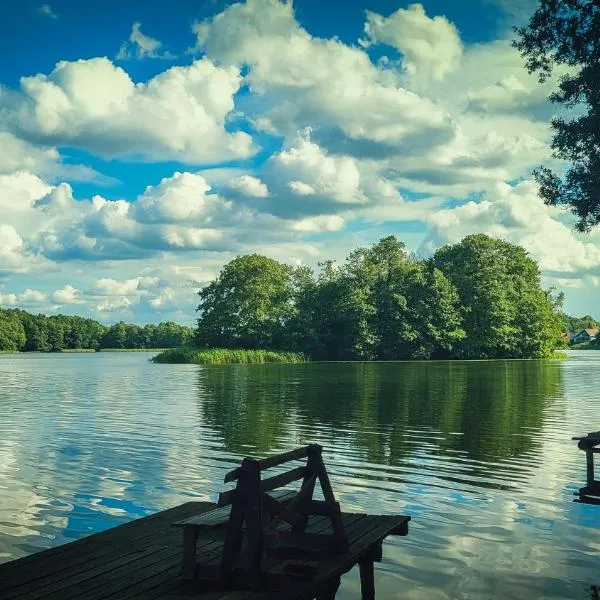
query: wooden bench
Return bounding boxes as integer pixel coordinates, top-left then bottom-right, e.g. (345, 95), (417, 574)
(573, 432), (600, 503)
(174, 444), (349, 586)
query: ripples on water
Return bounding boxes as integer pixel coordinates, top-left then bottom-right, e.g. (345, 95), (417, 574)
(0, 351), (599, 599)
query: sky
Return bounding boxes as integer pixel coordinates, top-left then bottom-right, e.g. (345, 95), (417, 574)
(0, 0), (598, 325)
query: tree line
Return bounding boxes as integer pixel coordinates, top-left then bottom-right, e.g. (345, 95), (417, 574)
(0, 309), (194, 352)
(196, 234), (565, 360)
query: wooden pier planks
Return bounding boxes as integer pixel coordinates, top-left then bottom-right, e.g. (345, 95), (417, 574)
(0, 504), (409, 600)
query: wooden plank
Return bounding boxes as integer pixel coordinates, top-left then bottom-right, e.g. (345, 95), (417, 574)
(390, 518), (410, 536)
(264, 532), (348, 553)
(175, 505), (231, 528)
(0, 502), (210, 581)
(261, 466), (307, 493)
(297, 499), (341, 517)
(0, 503), (213, 595)
(41, 537), (225, 600)
(9, 525), (219, 600)
(116, 542), (224, 600)
(220, 467), (307, 507)
(8, 545), (176, 600)
(224, 446), (315, 483)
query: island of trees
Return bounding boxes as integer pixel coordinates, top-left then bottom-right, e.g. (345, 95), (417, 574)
(0, 310), (193, 352)
(174, 234), (567, 362)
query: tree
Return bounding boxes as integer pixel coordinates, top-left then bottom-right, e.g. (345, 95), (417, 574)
(341, 236), (464, 360)
(514, 0), (600, 230)
(0, 310), (26, 351)
(433, 234), (562, 358)
(196, 254), (298, 349)
(101, 322), (129, 349)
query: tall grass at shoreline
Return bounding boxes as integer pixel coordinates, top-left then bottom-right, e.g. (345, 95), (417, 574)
(152, 348), (308, 364)
(98, 348), (168, 353)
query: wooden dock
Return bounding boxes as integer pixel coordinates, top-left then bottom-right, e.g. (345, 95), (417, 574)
(0, 445), (410, 599)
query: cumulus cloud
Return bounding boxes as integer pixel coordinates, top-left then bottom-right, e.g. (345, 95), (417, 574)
(53, 284), (83, 304)
(0, 169), (355, 262)
(248, 132), (404, 218)
(423, 180), (600, 278)
(0, 287), (48, 307)
(363, 4), (463, 82)
(193, 0), (455, 160)
(225, 175), (269, 198)
(0, 132), (59, 175)
(5, 57), (255, 163)
(117, 22), (174, 60)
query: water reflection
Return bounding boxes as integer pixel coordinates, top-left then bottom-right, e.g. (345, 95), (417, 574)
(198, 360), (562, 479)
(0, 352), (598, 600)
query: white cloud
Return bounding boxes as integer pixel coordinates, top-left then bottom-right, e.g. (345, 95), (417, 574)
(264, 133), (366, 206)
(363, 4), (463, 82)
(193, 0), (455, 159)
(132, 171), (227, 224)
(6, 57), (255, 163)
(39, 4), (58, 19)
(424, 180), (600, 278)
(225, 175), (269, 198)
(0, 132), (59, 175)
(117, 22), (174, 60)
(0, 288), (47, 307)
(250, 132), (404, 219)
(0, 224), (46, 275)
(53, 284), (83, 304)
(291, 215), (345, 232)
(19, 288), (47, 302)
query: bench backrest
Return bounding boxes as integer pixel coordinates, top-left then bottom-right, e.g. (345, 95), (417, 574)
(217, 443), (325, 507)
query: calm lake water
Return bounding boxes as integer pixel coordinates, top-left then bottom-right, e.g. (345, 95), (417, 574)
(0, 352), (599, 599)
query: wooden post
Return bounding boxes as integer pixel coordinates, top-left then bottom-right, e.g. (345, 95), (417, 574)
(219, 462), (249, 580)
(316, 575), (341, 600)
(314, 449), (348, 549)
(182, 526), (197, 580)
(292, 447), (318, 534)
(586, 449), (595, 486)
(359, 559), (375, 600)
(243, 458), (264, 588)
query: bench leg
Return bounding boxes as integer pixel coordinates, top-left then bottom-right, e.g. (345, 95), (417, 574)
(316, 575), (340, 599)
(587, 449), (595, 486)
(182, 527), (197, 580)
(359, 560), (375, 600)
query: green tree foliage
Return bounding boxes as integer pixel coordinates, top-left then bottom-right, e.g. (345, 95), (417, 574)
(561, 313), (599, 333)
(514, 0), (600, 230)
(0, 309), (194, 352)
(432, 234), (562, 358)
(0, 309), (26, 351)
(196, 254), (300, 349)
(196, 235), (560, 360)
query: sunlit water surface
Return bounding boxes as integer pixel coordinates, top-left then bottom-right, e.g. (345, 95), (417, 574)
(0, 352), (599, 599)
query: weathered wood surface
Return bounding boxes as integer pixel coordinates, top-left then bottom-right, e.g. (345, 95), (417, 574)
(182, 444), (351, 585)
(0, 503), (410, 600)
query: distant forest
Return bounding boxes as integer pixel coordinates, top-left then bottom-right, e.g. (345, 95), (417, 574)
(0, 309), (193, 352)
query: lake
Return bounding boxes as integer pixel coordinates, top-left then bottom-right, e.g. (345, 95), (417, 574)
(0, 352), (599, 599)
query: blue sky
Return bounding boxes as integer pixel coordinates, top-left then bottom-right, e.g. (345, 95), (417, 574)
(0, 0), (598, 324)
